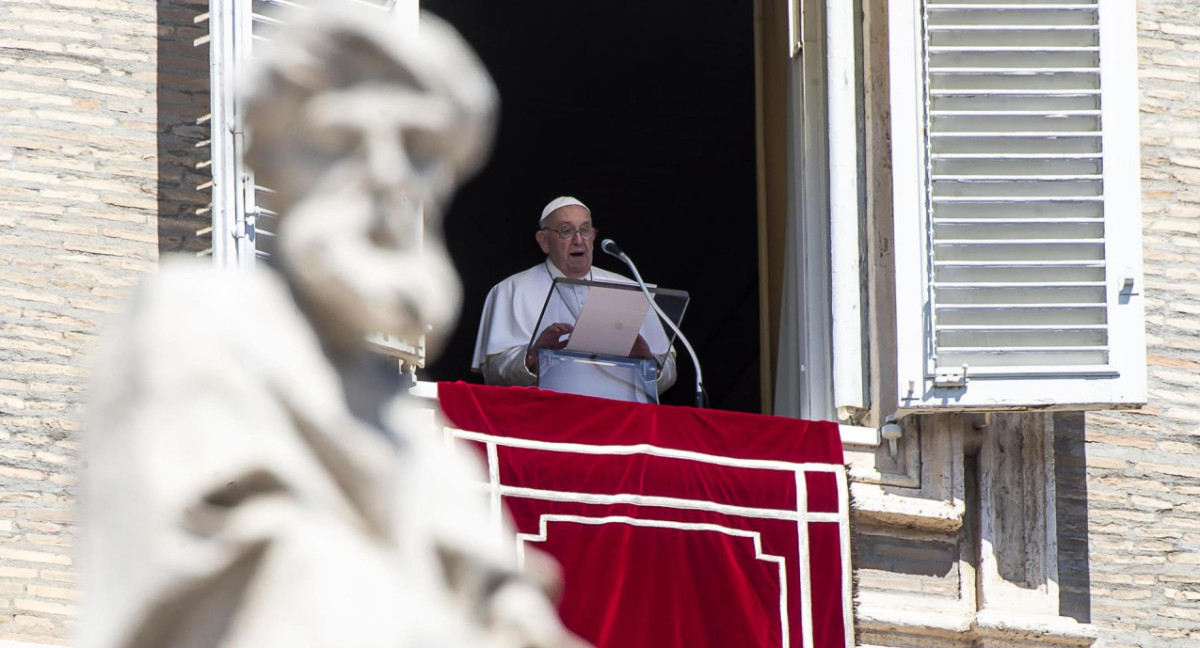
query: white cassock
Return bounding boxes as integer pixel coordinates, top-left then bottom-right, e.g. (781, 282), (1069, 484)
(471, 259), (677, 396)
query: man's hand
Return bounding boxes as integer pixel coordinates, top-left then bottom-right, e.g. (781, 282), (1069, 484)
(629, 334), (654, 361)
(526, 323), (573, 371)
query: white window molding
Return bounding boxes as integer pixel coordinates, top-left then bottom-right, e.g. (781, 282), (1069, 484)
(206, 0), (256, 268)
(826, 0), (866, 413)
(889, 0), (1145, 413)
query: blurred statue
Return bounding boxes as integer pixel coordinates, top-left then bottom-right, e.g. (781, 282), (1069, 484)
(81, 5), (585, 648)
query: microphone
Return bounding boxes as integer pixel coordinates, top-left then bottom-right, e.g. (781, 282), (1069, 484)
(601, 238), (707, 408)
(601, 238), (624, 257)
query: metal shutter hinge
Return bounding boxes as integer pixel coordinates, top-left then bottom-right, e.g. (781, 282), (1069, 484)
(234, 208), (260, 240)
(933, 364), (969, 389)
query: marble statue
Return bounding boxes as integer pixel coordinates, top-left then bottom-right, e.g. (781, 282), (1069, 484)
(80, 5), (586, 648)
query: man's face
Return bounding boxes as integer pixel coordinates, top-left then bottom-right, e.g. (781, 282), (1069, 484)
(257, 83), (457, 225)
(250, 82), (466, 345)
(537, 205), (594, 279)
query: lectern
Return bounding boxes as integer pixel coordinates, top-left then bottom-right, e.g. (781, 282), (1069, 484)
(531, 278), (688, 404)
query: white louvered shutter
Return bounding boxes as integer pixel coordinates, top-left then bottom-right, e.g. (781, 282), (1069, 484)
(889, 0), (1145, 412)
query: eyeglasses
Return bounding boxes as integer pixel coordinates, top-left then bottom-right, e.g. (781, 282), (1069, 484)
(541, 226), (597, 241)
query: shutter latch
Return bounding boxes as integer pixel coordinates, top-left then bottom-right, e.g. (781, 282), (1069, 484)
(1120, 267), (1139, 296)
(933, 364), (969, 389)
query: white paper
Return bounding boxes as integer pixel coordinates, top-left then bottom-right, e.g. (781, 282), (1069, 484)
(564, 286), (652, 357)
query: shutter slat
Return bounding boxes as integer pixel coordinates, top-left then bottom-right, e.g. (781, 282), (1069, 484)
(933, 175), (1101, 181)
(937, 269), (1103, 283)
(934, 196), (1103, 203)
(935, 259), (1104, 266)
(929, 25), (1097, 32)
(934, 282), (1105, 289)
(931, 132), (1100, 137)
(941, 338), (1109, 350)
(934, 220), (1102, 232)
(937, 324), (1107, 332)
(935, 289), (1106, 304)
(933, 238), (1103, 244)
(934, 153), (1100, 159)
(929, 46), (1098, 53)
(933, 160), (1101, 172)
(937, 350), (1109, 368)
(929, 4), (1097, 11)
(920, 365), (1119, 378)
(936, 303), (1104, 309)
(931, 110), (1100, 116)
(937, 305), (1106, 326)
(930, 68), (1099, 74)
(937, 347), (1108, 353)
(931, 89), (1098, 96)
(933, 219), (1100, 226)
(252, 14), (285, 26)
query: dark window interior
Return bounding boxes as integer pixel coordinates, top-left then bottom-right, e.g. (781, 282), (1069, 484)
(420, 0), (760, 412)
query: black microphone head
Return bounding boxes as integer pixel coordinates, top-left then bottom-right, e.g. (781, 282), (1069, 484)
(601, 238), (624, 257)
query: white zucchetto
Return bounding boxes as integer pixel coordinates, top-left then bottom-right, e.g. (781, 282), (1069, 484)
(540, 196), (590, 224)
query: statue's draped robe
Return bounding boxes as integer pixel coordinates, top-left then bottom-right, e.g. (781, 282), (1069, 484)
(82, 260), (537, 648)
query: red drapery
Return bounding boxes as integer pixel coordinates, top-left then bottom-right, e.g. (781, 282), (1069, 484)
(437, 382), (852, 648)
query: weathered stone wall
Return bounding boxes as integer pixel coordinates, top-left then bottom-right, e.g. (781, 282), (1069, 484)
(0, 0), (211, 640)
(1066, 2), (1200, 646)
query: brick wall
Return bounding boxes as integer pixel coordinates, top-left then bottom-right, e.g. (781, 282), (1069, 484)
(1069, 2), (1200, 647)
(0, 0), (163, 641)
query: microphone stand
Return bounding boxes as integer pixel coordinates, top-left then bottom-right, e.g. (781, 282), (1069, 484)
(602, 240), (707, 408)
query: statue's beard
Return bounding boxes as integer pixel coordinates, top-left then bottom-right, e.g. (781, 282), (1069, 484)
(277, 181), (462, 356)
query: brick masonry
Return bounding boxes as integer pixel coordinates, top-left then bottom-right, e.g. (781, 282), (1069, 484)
(0, 0), (209, 641)
(1065, 2), (1200, 647)
(0, 1), (1197, 648)
(0, 0), (158, 639)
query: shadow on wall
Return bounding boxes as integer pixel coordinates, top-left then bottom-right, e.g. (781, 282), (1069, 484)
(1054, 411), (1092, 624)
(157, 0), (215, 255)
(854, 530), (961, 580)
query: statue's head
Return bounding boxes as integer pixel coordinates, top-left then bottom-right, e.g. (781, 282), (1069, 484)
(243, 4), (497, 353)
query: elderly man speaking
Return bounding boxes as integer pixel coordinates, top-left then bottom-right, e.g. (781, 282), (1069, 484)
(471, 196), (677, 396)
